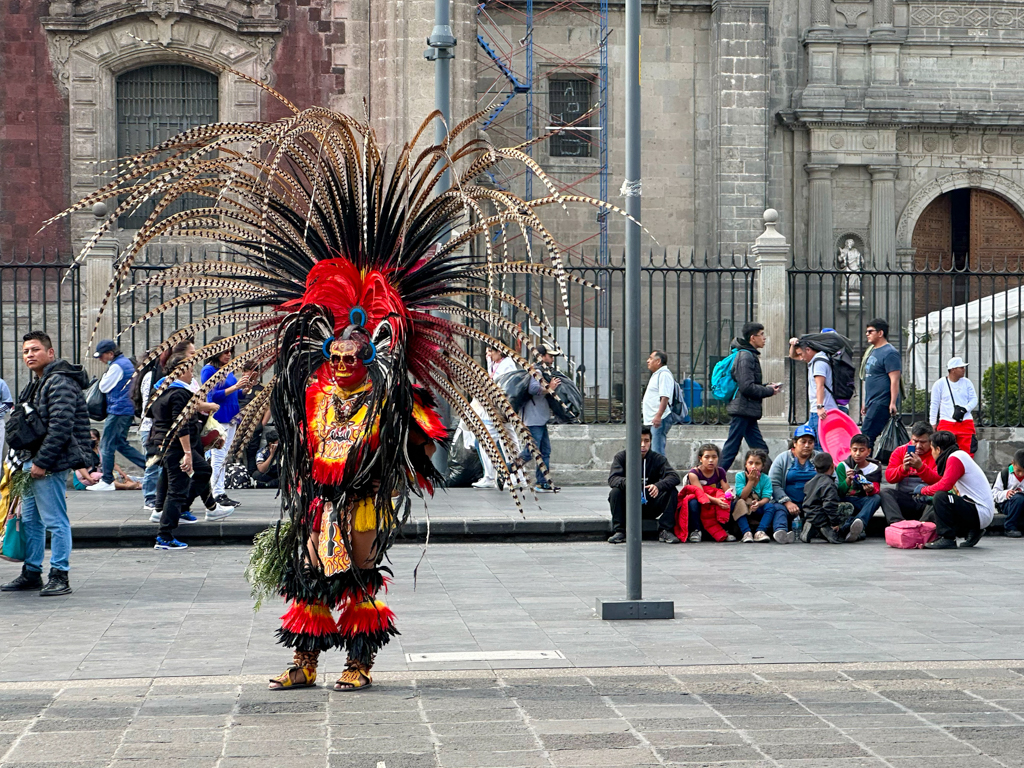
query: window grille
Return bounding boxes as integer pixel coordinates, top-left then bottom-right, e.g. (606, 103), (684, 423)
(116, 65), (219, 229)
(548, 78), (593, 158)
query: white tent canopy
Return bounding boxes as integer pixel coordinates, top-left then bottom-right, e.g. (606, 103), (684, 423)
(907, 286), (1024, 396)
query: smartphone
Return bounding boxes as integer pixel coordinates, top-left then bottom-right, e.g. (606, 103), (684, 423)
(907, 445), (916, 455)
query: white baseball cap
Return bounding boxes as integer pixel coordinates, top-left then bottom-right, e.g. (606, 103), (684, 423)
(947, 356), (968, 370)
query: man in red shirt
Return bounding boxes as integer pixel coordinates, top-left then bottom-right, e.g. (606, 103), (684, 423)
(880, 422), (941, 524)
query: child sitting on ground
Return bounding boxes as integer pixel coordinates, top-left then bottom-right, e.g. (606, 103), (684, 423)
(801, 452), (864, 544)
(992, 448), (1024, 539)
(681, 443), (735, 542)
(733, 449), (795, 544)
(835, 433), (882, 540)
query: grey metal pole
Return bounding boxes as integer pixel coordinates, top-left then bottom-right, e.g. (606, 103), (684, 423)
(623, 0), (643, 602)
(425, 0), (456, 475)
(426, 0), (456, 193)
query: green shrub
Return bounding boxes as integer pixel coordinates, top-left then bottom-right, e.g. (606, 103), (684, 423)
(982, 361), (1024, 426)
(902, 385), (930, 419)
(688, 404), (731, 425)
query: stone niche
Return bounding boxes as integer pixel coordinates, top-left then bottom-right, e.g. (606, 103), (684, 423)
(42, 2), (284, 249)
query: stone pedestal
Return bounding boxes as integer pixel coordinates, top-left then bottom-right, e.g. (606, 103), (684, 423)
(751, 209), (790, 424)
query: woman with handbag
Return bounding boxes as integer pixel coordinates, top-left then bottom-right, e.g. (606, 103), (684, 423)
(929, 357), (979, 456)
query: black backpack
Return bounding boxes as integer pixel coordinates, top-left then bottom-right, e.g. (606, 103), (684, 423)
(6, 376), (49, 453)
(826, 349), (857, 401)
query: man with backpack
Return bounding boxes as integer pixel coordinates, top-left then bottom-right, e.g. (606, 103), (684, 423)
(643, 350), (677, 455)
(787, 331), (857, 450)
(720, 323), (780, 472)
(1, 331), (92, 596)
(88, 339), (147, 492)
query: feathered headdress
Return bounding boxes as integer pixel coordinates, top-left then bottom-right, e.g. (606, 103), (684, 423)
(45, 49), (632, 539)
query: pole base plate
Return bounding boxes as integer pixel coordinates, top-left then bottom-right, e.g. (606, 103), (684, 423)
(596, 598), (675, 621)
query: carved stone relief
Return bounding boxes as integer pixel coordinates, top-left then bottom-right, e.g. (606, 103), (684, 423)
(909, 4), (1024, 29)
(834, 3), (870, 28)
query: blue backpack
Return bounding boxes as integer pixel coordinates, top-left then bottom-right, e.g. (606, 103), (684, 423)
(710, 349), (741, 400)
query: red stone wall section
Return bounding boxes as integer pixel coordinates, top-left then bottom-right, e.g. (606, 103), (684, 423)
(0, 0), (70, 258)
(267, 0), (347, 122)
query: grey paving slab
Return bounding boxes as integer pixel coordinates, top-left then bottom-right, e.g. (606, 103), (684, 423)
(5, 538), (1024, 682)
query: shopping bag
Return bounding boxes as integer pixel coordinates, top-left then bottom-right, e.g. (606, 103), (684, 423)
(874, 415), (909, 466)
(0, 515), (26, 563)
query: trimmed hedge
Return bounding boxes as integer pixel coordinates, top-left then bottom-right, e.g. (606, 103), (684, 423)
(982, 361), (1024, 426)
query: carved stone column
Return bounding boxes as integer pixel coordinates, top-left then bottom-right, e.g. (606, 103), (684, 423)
(806, 164), (837, 263)
(869, 165), (898, 269)
(874, 0), (894, 27)
(752, 209), (791, 424)
(811, 0), (830, 28)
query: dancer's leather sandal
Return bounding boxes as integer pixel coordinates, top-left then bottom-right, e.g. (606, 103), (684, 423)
(268, 666), (317, 690)
(334, 660), (372, 691)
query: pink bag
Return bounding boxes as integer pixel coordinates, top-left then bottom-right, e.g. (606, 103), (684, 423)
(885, 520), (938, 549)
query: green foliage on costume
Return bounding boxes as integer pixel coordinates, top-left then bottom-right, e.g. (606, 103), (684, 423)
(245, 520), (291, 612)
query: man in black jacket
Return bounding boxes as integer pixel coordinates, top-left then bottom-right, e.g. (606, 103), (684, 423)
(720, 322), (781, 472)
(148, 352), (214, 550)
(1, 331), (91, 597)
(607, 426), (681, 544)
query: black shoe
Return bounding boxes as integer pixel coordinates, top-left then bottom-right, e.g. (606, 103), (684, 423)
(845, 519), (864, 543)
(607, 531), (626, 544)
(820, 526), (846, 544)
(0, 566), (43, 592)
(215, 494), (241, 507)
(658, 530), (681, 544)
(925, 537), (958, 549)
(1006, 529), (1023, 539)
(960, 529), (985, 548)
(39, 568), (71, 597)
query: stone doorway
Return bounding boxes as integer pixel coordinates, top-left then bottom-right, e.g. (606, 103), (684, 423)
(911, 188), (1024, 316)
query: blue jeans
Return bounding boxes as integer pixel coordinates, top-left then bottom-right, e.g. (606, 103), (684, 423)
(845, 494), (881, 531)
(139, 429), (162, 507)
(1003, 493), (1024, 533)
(720, 415), (768, 472)
(648, 421), (671, 455)
(101, 413), (147, 484)
(21, 463), (71, 573)
(804, 412), (823, 451)
(861, 402), (890, 447)
(520, 425), (552, 485)
(756, 502), (790, 533)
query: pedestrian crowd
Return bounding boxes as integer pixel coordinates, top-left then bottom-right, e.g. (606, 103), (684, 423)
(608, 318), (1013, 551)
(0, 329), (282, 596)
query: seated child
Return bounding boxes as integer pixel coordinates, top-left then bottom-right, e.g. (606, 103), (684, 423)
(801, 452), (864, 544)
(992, 448), (1024, 539)
(733, 449), (794, 544)
(835, 433), (882, 540)
(73, 428), (142, 491)
(680, 443), (735, 542)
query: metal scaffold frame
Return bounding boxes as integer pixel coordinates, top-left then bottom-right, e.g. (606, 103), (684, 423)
(475, 0), (610, 269)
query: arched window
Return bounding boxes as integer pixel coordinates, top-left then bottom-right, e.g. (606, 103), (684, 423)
(116, 64), (219, 228)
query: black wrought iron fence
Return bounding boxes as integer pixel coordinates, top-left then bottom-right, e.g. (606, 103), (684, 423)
(789, 255), (1024, 427)
(0, 251), (82, 396)
(464, 248), (756, 423)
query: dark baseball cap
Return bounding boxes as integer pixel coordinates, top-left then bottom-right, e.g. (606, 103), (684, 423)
(93, 339), (117, 357)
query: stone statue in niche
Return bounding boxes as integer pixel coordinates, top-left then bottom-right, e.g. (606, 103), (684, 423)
(837, 237), (863, 309)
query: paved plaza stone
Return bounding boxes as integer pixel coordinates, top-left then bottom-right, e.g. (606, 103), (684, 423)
(2, 541), (1024, 766)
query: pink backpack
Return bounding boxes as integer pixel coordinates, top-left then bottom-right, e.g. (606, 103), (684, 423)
(885, 519), (938, 549)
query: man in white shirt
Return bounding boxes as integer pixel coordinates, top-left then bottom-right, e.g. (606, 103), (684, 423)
(472, 346), (522, 489)
(930, 356), (979, 455)
(788, 338), (837, 450)
(643, 350), (675, 455)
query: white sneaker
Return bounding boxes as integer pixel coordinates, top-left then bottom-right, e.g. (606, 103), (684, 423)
(149, 510), (161, 523)
(741, 532), (754, 543)
(687, 530), (702, 543)
(205, 504), (234, 521)
(86, 480), (115, 492)
(143, 505), (156, 515)
(471, 479), (498, 489)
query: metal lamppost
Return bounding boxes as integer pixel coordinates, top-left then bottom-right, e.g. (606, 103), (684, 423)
(596, 0), (674, 621)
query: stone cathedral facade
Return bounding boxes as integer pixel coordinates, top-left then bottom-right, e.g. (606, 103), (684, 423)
(4, 0), (1024, 273)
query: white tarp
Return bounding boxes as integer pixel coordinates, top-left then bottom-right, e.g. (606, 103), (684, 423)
(906, 286), (1024, 393)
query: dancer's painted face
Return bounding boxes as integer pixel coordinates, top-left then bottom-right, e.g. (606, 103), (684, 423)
(328, 338), (368, 387)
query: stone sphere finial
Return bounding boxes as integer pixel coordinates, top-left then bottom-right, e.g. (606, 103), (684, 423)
(763, 208), (779, 225)
(92, 202), (108, 219)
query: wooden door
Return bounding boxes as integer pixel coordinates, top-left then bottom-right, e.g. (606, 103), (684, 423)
(970, 189), (1024, 273)
(912, 193), (952, 317)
